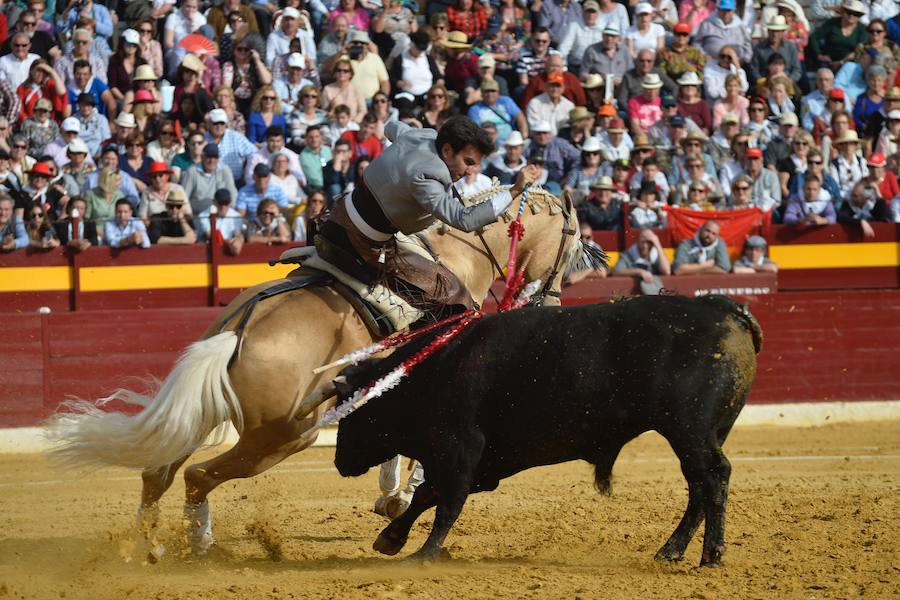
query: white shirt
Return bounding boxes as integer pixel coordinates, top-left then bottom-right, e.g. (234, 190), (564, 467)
(399, 49), (433, 97)
(703, 62), (749, 103)
(625, 23), (664, 55)
(0, 53), (39, 90)
(197, 206), (244, 242)
(526, 93), (576, 136)
(266, 28), (317, 66)
(164, 10), (206, 40)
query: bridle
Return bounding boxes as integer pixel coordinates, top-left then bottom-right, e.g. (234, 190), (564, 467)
(460, 187), (577, 307)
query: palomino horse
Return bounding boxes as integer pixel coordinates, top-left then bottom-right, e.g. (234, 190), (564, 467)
(47, 186), (583, 555)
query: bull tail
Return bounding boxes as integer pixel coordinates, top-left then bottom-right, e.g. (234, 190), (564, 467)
(44, 331), (242, 471)
(702, 295), (763, 354)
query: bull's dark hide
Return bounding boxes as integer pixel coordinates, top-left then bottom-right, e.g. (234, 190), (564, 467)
(334, 295), (762, 567)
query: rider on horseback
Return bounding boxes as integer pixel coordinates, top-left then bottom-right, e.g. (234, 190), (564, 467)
(315, 116), (540, 314)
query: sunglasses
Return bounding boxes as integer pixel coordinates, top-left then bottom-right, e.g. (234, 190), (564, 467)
(235, 47), (249, 52)
(190, 140), (205, 145)
(690, 187), (705, 192)
(734, 185), (750, 191)
(14, 144), (26, 149)
(809, 160), (823, 165)
(150, 172), (168, 178)
(74, 39), (90, 45)
(165, 203), (181, 209)
(127, 143), (144, 147)
(302, 93), (318, 99)
(870, 28), (885, 34)
(31, 211), (44, 218)
(262, 211), (279, 217)
(21, 20), (37, 26)
(750, 107), (766, 112)
(373, 98), (388, 103)
(428, 93), (445, 99)
(335, 68), (351, 73)
(160, 130), (174, 135)
(262, 96), (276, 101)
(14, 43), (30, 48)
(140, 28), (153, 33)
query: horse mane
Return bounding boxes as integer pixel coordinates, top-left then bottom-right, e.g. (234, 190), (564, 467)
(458, 181), (567, 227)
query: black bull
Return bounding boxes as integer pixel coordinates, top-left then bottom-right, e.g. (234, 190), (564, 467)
(333, 295), (762, 566)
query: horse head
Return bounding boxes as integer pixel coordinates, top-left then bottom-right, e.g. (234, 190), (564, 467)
(423, 183), (584, 308)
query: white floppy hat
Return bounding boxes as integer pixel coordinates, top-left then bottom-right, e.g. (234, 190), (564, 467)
(641, 73), (663, 89)
(766, 15), (789, 30)
(677, 71), (702, 86)
(835, 129), (860, 144)
(67, 138), (89, 154)
(581, 137), (602, 153)
(504, 131), (525, 146)
(635, 2), (653, 14)
(115, 112), (136, 128)
(583, 73), (604, 89)
(531, 121), (553, 133)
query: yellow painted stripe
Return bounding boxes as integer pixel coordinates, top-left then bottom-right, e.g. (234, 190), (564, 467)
(770, 242), (899, 269)
(0, 266), (73, 292)
(79, 263), (212, 292)
(218, 263), (297, 288)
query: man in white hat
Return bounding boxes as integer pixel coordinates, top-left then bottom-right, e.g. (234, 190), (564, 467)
(484, 131), (527, 185)
(628, 73), (666, 133)
(266, 6), (316, 66)
(273, 52), (315, 112)
(616, 48), (676, 108)
(580, 24), (633, 83)
(204, 108), (257, 185)
(558, 0), (607, 71)
(750, 15), (801, 85)
(112, 112), (137, 154)
(60, 138), (95, 197)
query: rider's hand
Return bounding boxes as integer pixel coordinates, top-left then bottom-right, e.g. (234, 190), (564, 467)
(513, 164), (540, 195)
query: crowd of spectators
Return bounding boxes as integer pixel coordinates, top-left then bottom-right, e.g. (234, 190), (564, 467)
(0, 0), (897, 276)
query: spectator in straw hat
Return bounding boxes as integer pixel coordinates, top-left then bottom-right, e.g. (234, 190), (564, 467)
(441, 31), (479, 95)
(750, 15), (802, 86)
(558, 106), (595, 148)
(578, 175), (624, 230)
(676, 70), (713, 134)
(521, 53), (587, 109)
(829, 129), (869, 200)
(484, 130), (526, 185)
(526, 71), (575, 136)
(149, 187), (196, 245)
(658, 21), (707, 82)
(598, 117), (633, 162)
(582, 73), (606, 113)
(874, 108), (900, 155)
(628, 72), (665, 133)
(20, 98), (59, 157)
(580, 24), (632, 85)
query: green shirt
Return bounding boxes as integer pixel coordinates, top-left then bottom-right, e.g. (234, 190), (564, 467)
(811, 18), (868, 63)
(299, 146), (333, 190)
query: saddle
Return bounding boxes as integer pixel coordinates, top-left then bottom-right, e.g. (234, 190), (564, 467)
(274, 242), (427, 338)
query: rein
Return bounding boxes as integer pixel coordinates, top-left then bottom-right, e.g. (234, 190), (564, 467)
(533, 190), (578, 305)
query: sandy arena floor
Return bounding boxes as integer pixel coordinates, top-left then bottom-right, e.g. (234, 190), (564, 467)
(0, 421), (898, 599)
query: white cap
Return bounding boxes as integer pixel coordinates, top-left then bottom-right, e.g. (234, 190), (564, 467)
(478, 54), (496, 68)
(122, 28), (140, 45)
(349, 29), (371, 44)
(115, 112), (136, 128)
(61, 117), (81, 133)
(635, 2), (653, 14)
(67, 138), (89, 154)
(207, 108), (228, 124)
(581, 136), (602, 153)
(779, 111), (799, 126)
(287, 52), (305, 68)
(532, 121), (553, 133)
(504, 131), (525, 146)
(281, 6), (300, 19)
(888, 109), (900, 120)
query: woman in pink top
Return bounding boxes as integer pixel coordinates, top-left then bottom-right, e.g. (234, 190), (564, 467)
(330, 0), (370, 32)
(678, 0), (714, 32)
(712, 73), (750, 127)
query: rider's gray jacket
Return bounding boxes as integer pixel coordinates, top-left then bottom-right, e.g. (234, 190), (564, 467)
(362, 121), (512, 235)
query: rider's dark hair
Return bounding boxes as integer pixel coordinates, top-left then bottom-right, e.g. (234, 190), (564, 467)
(436, 116), (494, 156)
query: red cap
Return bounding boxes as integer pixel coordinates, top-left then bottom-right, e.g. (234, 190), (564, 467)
(546, 71), (565, 86)
(746, 147), (763, 158)
(674, 22), (691, 34)
(28, 162), (53, 177)
(146, 161), (174, 176)
(867, 152), (886, 167)
(829, 88), (845, 100)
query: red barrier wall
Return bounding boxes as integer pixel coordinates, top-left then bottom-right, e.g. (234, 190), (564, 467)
(2, 289), (898, 427)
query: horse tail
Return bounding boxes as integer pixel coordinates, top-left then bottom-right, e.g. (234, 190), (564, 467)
(45, 331), (242, 471)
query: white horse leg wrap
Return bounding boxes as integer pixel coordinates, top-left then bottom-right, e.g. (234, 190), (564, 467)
(184, 500), (214, 555)
(379, 456), (403, 496)
(136, 504), (160, 531)
(404, 462), (425, 494)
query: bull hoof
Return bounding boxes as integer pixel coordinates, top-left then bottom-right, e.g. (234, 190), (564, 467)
(654, 546), (685, 562)
(700, 546), (725, 567)
(373, 530), (408, 556)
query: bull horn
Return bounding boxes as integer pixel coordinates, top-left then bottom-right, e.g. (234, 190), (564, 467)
(294, 381), (339, 420)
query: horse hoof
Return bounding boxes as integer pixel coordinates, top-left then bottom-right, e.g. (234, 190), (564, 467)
(385, 492), (412, 519)
(700, 546), (725, 567)
(407, 547), (449, 563)
(373, 531), (407, 556)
